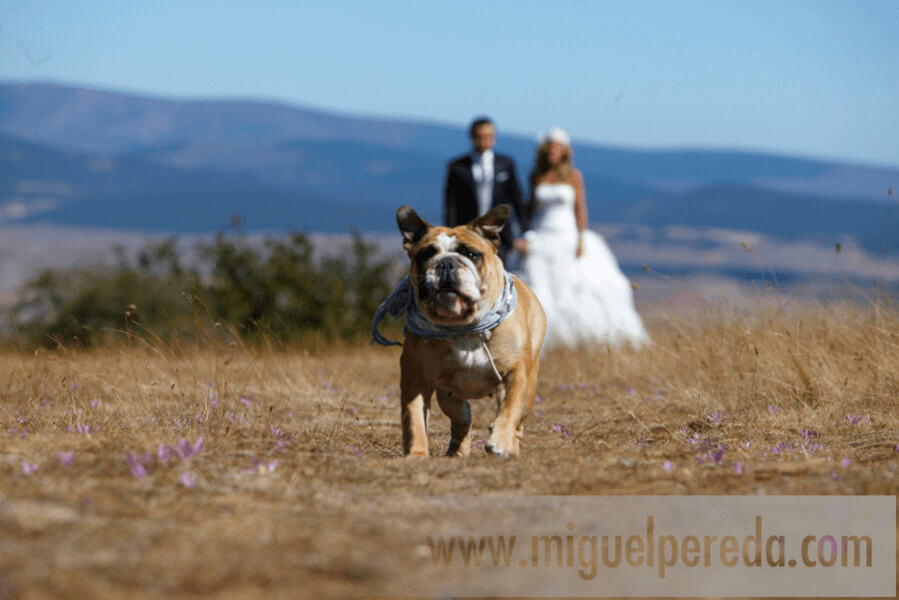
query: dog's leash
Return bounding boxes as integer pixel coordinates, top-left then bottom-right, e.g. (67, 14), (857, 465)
(478, 333), (504, 382)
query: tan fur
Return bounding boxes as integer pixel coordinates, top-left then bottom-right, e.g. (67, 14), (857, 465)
(395, 205), (546, 457)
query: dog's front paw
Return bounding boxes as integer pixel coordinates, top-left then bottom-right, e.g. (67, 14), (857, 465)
(485, 433), (517, 458)
(484, 440), (509, 457)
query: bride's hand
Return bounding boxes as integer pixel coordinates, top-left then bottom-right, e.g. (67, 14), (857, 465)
(514, 238), (530, 255)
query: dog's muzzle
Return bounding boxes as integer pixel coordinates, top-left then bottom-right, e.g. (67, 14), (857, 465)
(420, 256), (479, 320)
(435, 257), (460, 289)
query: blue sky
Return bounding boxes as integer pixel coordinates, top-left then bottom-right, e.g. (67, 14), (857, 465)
(1, 0), (897, 167)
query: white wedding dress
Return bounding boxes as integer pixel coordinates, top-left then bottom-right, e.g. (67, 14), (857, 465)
(510, 183), (649, 349)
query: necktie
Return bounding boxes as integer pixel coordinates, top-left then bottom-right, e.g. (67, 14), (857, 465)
(477, 156), (493, 216)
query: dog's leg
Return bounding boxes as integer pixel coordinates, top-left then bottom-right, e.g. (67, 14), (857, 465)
(486, 381), (506, 445)
(401, 382), (432, 458)
(492, 382), (506, 414)
(437, 388), (472, 457)
(513, 357), (540, 455)
(485, 362), (532, 458)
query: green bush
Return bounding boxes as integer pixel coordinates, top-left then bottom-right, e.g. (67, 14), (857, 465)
(5, 231), (399, 349)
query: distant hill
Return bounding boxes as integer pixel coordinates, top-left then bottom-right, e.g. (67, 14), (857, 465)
(1, 81), (897, 255)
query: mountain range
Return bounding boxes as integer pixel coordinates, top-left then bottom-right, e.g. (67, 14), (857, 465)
(1, 81), (897, 272)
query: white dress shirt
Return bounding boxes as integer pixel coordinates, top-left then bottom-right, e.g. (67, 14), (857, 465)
(471, 149), (494, 217)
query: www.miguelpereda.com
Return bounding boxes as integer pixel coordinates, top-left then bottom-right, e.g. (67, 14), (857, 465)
(426, 516), (874, 580)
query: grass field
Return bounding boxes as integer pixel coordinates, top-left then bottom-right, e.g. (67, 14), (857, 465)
(1, 287), (898, 598)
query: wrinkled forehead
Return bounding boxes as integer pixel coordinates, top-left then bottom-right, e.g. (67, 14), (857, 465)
(433, 232), (459, 253)
(413, 229), (484, 262)
(416, 227), (461, 251)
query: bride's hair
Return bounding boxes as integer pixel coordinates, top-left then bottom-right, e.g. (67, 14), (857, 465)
(526, 142), (574, 218)
(530, 141), (574, 186)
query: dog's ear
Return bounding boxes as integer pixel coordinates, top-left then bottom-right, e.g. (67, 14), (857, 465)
(396, 206), (431, 253)
(468, 204), (510, 249)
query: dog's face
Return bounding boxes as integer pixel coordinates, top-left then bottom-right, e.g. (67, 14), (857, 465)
(396, 205), (510, 327)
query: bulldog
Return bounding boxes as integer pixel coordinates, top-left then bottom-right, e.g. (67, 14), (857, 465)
(371, 204), (546, 457)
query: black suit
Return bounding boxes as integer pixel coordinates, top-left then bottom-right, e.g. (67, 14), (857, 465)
(443, 152), (525, 263)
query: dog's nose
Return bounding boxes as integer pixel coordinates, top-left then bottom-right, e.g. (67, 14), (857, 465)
(436, 259), (457, 277)
(435, 259), (458, 288)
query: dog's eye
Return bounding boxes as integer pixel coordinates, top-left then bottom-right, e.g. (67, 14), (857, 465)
(463, 249), (481, 261)
(416, 247), (437, 269)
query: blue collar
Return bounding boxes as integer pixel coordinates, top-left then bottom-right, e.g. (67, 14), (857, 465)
(371, 272), (517, 347)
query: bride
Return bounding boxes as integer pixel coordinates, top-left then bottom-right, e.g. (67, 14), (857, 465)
(509, 127), (649, 349)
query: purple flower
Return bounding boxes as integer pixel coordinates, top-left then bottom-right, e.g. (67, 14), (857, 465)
(732, 462), (743, 474)
(349, 444), (367, 457)
(706, 445), (727, 464)
(661, 460), (673, 472)
(846, 414), (870, 426)
(179, 471), (196, 489)
(90, 398), (101, 408)
(552, 423), (571, 438)
(534, 409), (544, 418)
(157, 444), (175, 464)
(125, 452), (149, 479)
(174, 436), (204, 460)
(707, 411), (724, 425)
(21, 461), (39, 475)
(57, 451), (75, 466)
(765, 440), (793, 457)
(68, 422), (97, 435)
(841, 457), (852, 468)
(271, 426), (292, 451)
(768, 405), (778, 414)
(689, 435), (729, 464)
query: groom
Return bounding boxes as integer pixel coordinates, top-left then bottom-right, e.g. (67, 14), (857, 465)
(443, 117), (526, 264)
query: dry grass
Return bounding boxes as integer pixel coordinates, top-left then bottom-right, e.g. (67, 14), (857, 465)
(1, 291), (899, 598)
